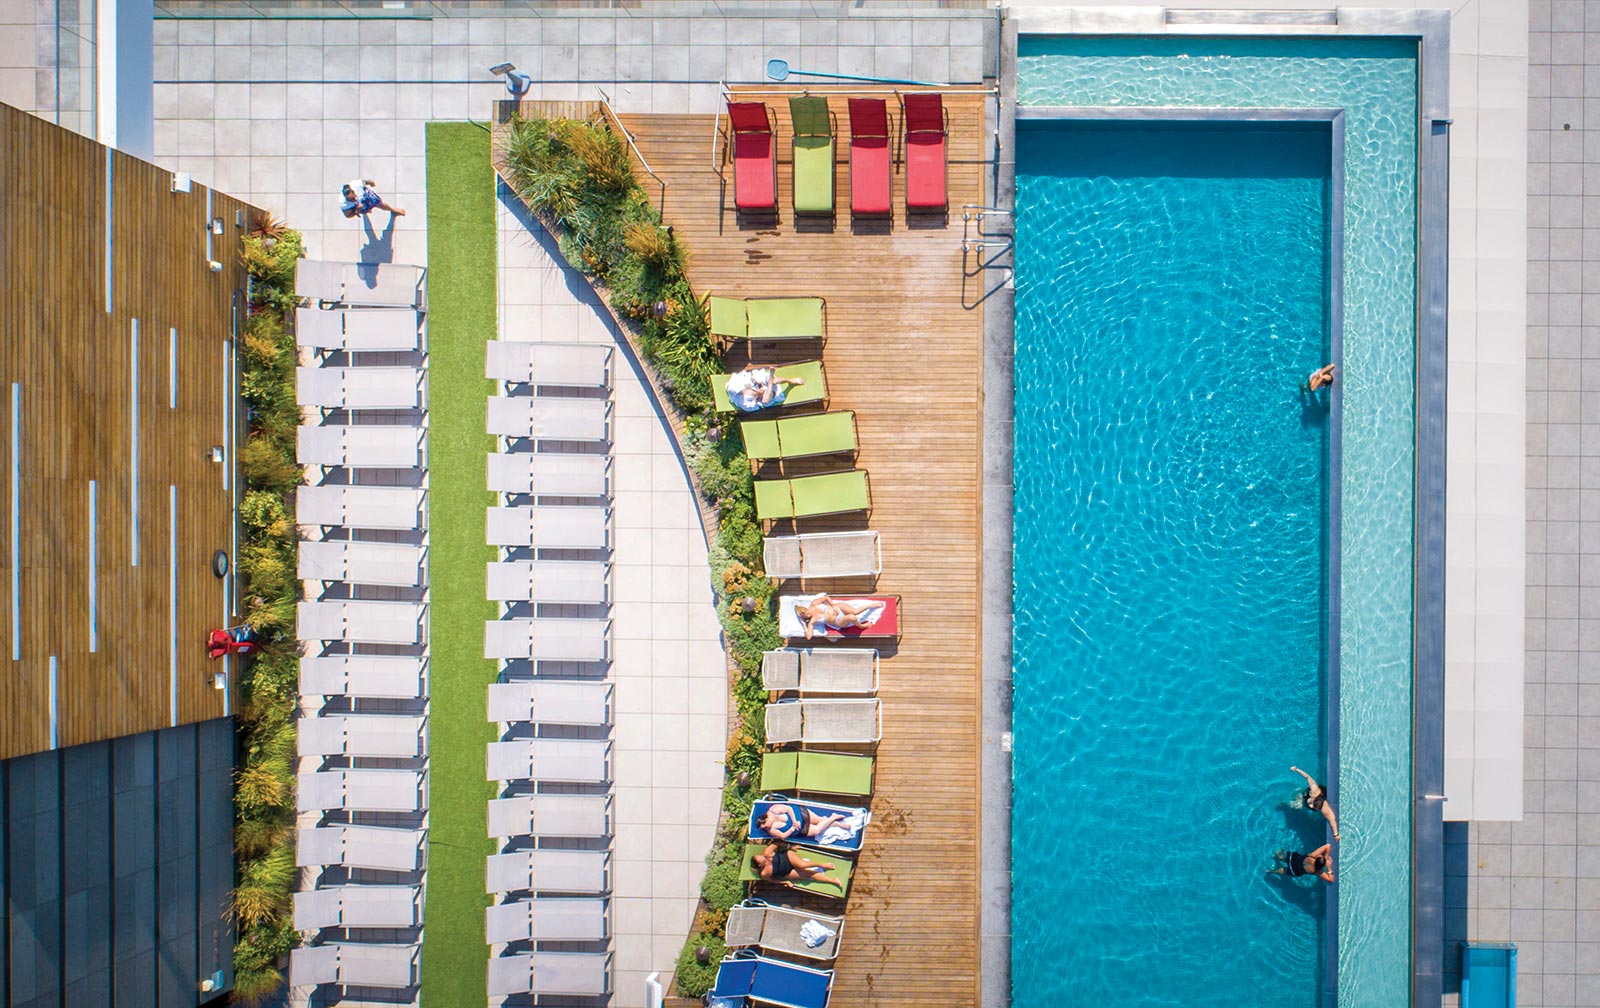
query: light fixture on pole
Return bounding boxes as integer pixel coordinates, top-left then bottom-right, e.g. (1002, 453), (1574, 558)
(489, 62), (533, 99)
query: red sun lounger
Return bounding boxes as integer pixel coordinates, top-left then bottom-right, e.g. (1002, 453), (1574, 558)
(848, 98), (892, 217)
(728, 101), (777, 212)
(902, 93), (948, 211)
(779, 594), (902, 641)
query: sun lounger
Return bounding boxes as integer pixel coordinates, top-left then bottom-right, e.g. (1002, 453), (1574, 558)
(764, 698), (882, 744)
(848, 97), (892, 217)
(488, 951), (612, 998)
(487, 342), (612, 388)
(298, 600), (426, 645)
(760, 751), (875, 798)
(297, 259), (428, 310)
(290, 941), (420, 989)
(778, 594), (901, 641)
(300, 655), (426, 700)
(299, 540), (425, 587)
(486, 897), (609, 944)
(295, 307), (423, 352)
(1460, 942), (1517, 1008)
(486, 738), (612, 784)
(725, 898), (844, 961)
(296, 366), (423, 411)
(488, 681), (612, 726)
(297, 485), (425, 531)
(488, 395), (610, 442)
(297, 824), (425, 872)
(748, 795), (869, 854)
(762, 530), (881, 579)
(293, 884), (422, 931)
(714, 361), (828, 414)
(741, 411), (857, 465)
(487, 559), (609, 604)
(708, 295), (827, 344)
(902, 92), (949, 211)
(297, 769), (424, 813)
(294, 259), (345, 302)
(485, 618), (610, 662)
(486, 505), (609, 550)
(789, 96), (835, 216)
(710, 950), (835, 1008)
(754, 471), (870, 525)
(728, 101), (777, 212)
(738, 845), (854, 900)
(489, 793), (612, 839)
(487, 452), (610, 498)
(298, 714), (426, 758)
(761, 648), (878, 694)
(486, 849), (610, 894)
(298, 425), (425, 469)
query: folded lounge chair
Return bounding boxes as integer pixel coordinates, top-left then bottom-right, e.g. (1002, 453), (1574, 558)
(714, 361), (828, 414)
(300, 655), (426, 700)
(486, 848), (610, 894)
(296, 366), (423, 411)
(484, 618), (610, 662)
(488, 396), (610, 442)
(487, 559), (609, 604)
(299, 540), (425, 587)
(848, 98), (892, 217)
(710, 950), (835, 1008)
(297, 769), (424, 813)
(486, 897), (608, 944)
(488, 951), (612, 998)
(778, 594), (901, 641)
(296, 259), (427, 310)
(297, 824), (425, 872)
(902, 92), (949, 212)
(754, 471), (870, 526)
(725, 898), (845, 961)
(748, 795), (869, 854)
(486, 505), (609, 550)
(487, 341), (612, 388)
(289, 941), (420, 989)
(764, 698), (882, 744)
(789, 96), (835, 216)
(487, 452), (610, 498)
(741, 411), (858, 465)
(708, 295), (827, 344)
(295, 307), (423, 352)
(489, 793), (612, 839)
(298, 485), (425, 531)
(488, 680), (612, 726)
(297, 713), (426, 758)
(299, 600), (426, 645)
(293, 884), (422, 931)
(762, 530), (882, 579)
(298, 425), (425, 469)
(486, 738), (612, 784)
(728, 101), (777, 212)
(761, 647), (878, 694)
(759, 750), (875, 798)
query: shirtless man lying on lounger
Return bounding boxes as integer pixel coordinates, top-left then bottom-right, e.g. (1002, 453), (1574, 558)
(796, 594), (872, 640)
(758, 802), (847, 842)
(727, 366), (805, 412)
(752, 843), (845, 889)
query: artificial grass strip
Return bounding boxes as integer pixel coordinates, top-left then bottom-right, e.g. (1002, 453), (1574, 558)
(420, 121), (498, 1007)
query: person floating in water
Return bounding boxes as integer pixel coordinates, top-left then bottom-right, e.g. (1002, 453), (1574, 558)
(1304, 363), (1336, 393)
(1290, 765), (1340, 841)
(1271, 844), (1336, 883)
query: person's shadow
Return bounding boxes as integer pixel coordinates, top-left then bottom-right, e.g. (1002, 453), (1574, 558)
(359, 211), (398, 265)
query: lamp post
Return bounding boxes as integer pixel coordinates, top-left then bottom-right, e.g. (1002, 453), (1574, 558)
(488, 62), (533, 98)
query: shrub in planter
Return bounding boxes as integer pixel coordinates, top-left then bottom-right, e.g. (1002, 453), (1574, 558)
(673, 932), (728, 999)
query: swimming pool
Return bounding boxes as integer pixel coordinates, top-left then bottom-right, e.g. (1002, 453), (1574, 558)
(1012, 36), (1420, 1008)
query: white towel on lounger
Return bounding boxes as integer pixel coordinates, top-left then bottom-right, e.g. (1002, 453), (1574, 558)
(817, 809), (869, 848)
(799, 919), (837, 948)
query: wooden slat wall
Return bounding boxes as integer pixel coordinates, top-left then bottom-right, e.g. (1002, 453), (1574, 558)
(622, 88), (990, 1008)
(0, 103), (259, 759)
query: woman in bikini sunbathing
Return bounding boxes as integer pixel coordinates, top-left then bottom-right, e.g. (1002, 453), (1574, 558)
(796, 594), (872, 640)
(751, 843), (845, 889)
(757, 802), (847, 842)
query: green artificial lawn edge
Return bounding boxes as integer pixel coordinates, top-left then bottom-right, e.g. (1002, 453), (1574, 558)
(419, 120), (498, 1007)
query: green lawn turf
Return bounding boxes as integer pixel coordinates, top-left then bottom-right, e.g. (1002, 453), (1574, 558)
(419, 121), (498, 1007)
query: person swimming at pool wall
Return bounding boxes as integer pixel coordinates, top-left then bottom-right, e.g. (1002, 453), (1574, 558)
(1304, 363), (1336, 393)
(758, 802), (847, 842)
(1290, 765), (1340, 841)
(751, 843), (845, 889)
(1271, 844), (1336, 884)
(726, 366), (806, 412)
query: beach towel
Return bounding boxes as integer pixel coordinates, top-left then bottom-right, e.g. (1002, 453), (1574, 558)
(799, 918), (838, 948)
(816, 809), (869, 848)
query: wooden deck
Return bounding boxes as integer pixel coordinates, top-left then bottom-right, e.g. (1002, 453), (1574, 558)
(623, 88), (991, 1008)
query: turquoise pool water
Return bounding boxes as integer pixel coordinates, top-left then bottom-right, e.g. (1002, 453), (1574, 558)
(1014, 36), (1419, 1008)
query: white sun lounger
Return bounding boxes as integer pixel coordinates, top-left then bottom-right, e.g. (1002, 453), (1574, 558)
(297, 366), (423, 411)
(296, 307), (424, 352)
(298, 601), (425, 645)
(488, 794), (612, 839)
(293, 884), (423, 931)
(486, 897), (608, 944)
(489, 952), (611, 997)
(294, 259), (345, 302)
(486, 739), (612, 784)
(297, 769), (424, 813)
(297, 259), (427, 310)
(762, 530), (883, 579)
(487, 396), (611, 442)
(485, 849), (610, 895)
(485, 505), (609, 549)
(298, 486), (425, 531)
(300, 656), (427, 700)
(297, 714), (426, 758)
(298, 425), (425, 469)
(761, 648), (879, 694)
(764, 698), (882, 744)
(485, 618), (609, 662)
(486, 452), (610, 498)
(486, 560), (609, 604)
(486, 342), (613, 388)
(725, 899), (845, 961)
(290, 941), (420, 989)
(299, 541), (425, 587)
(488, 681), (612, 726)
(297, 824), (425, 872)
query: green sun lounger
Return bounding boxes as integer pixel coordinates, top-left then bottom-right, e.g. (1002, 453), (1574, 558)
(740, 842), (854, 899)
(741, 411), (857, 464)
(789, 97), (835, 215)
(754, 470), (871, 525)
(713, 361), (828, 414)
(760, 751), (875, 797)
(707, 296), (827, 345)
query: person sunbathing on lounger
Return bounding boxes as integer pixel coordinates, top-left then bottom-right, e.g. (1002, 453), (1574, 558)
(795, 594), (872, 640)
(727, 366), (805, 412)
(752, 843), (845, 889)
(758, 802), (847, 842)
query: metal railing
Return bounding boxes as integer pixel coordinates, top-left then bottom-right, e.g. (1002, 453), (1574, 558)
(595, 87), (667, 218)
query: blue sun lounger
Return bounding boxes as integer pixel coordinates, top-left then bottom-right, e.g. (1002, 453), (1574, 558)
(1460, 943), (1516, 1008)
(708, 951), (834, 1008)
(747, 795), (868, 854)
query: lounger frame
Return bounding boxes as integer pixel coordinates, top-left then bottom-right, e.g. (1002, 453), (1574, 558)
(725, 897), (845, 961)
(764, 698), (883, 744)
